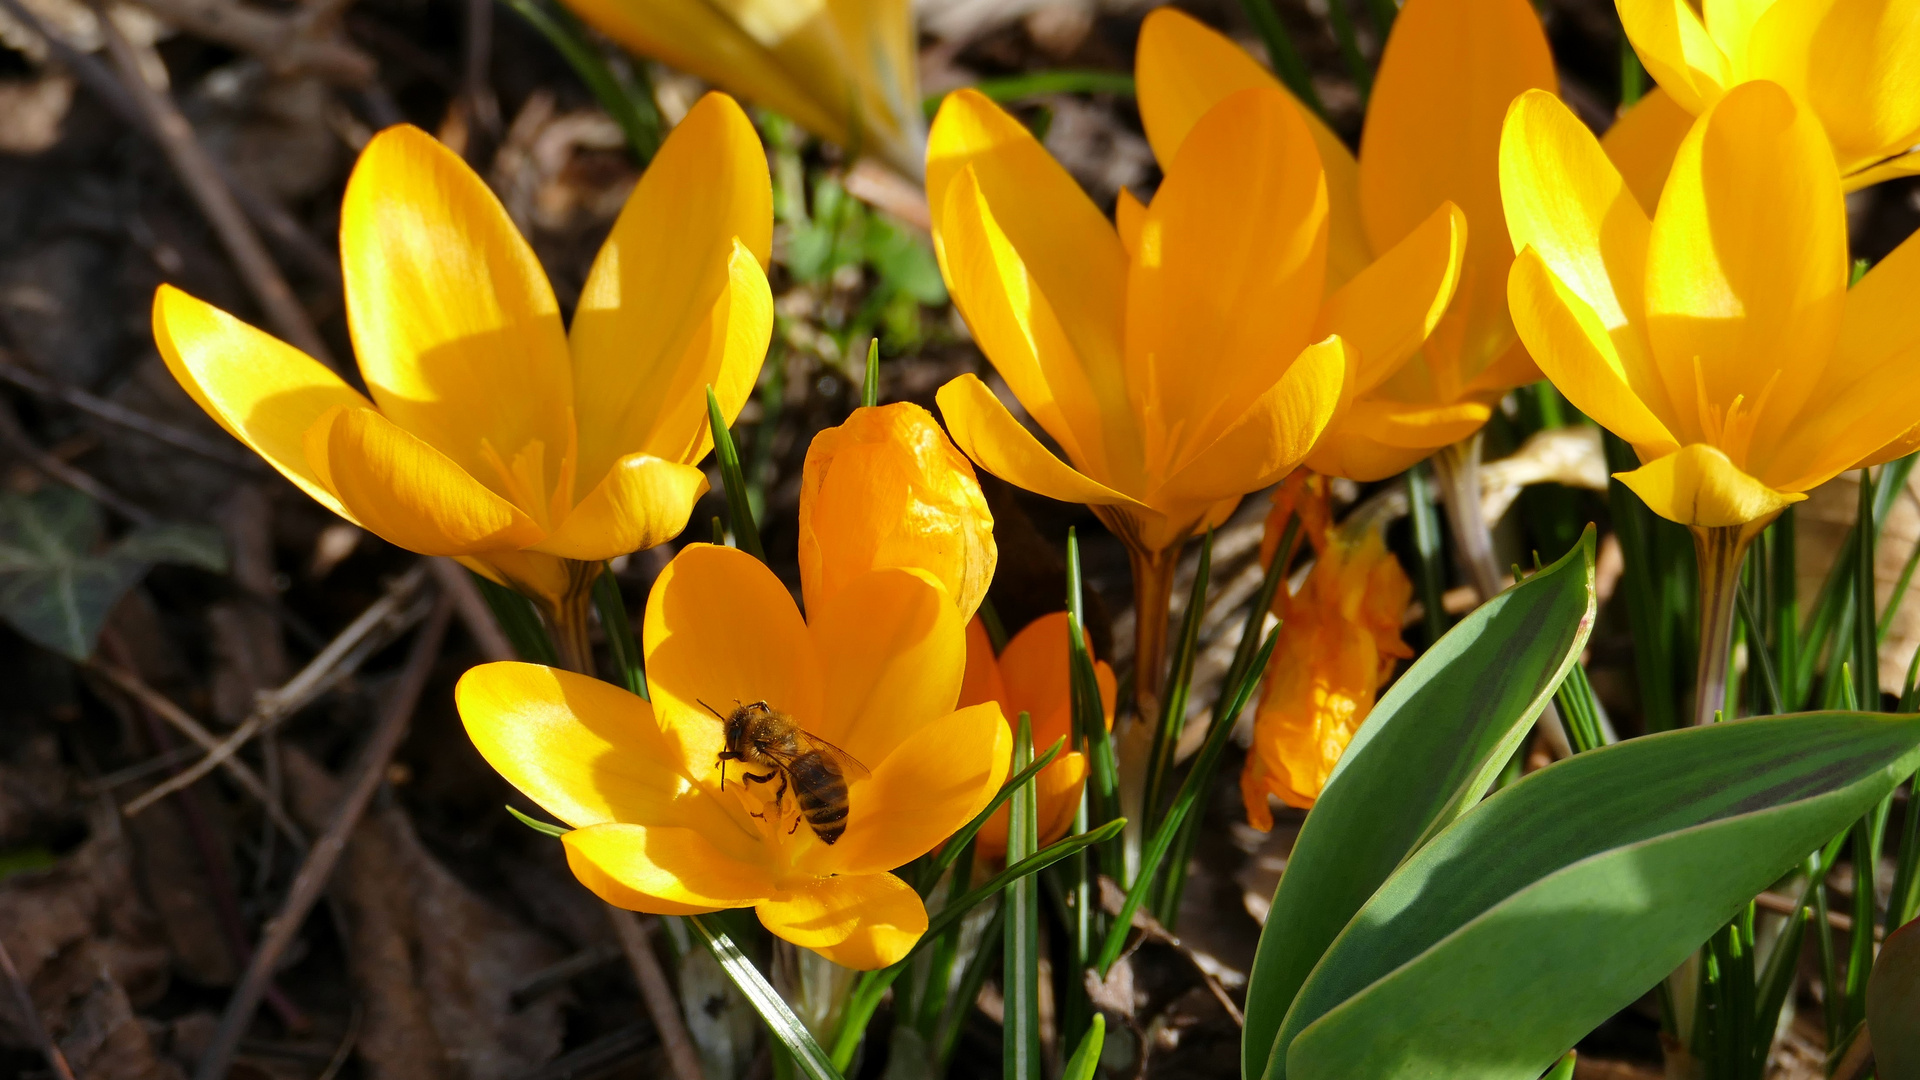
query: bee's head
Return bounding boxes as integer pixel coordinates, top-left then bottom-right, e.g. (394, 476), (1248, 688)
(722, 706), (751, 749)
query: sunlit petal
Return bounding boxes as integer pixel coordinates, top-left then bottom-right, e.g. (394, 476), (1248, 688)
(1601, 88), (1695, 214)
(533, 455), (709, 561)
(1614, 443), (1803, 529)
(565, 821), (776, 915)
(808, 567), (966, 766)
(1154, 336), (1346, 508)
(756, 872), (926, 970)
(935, 374), (1148, 510)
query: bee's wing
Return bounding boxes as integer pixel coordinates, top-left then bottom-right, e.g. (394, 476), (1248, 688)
(791, 729), (872, 779)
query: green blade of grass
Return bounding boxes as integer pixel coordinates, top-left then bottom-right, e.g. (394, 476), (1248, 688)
(707, 385), (765, 563)
(914, 736), (1065, 894)
(1004, 712), (1042, 1080)
(592, 565), (647, 699)
(687, 914), (844, 1080)
(469, 570), (559, 664)
(861, 338), (880, 408)
(1062, 1014), (1106, 1080)
(1145, 531), (1211, 825)
(1237, 0), (1329, 119)
(496, 0), (661, 161)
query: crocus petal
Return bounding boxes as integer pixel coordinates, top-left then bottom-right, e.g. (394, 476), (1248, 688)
(564, 821), (776, 915)
(1313, 201), (1464, 397)
(1132, 6), (1370, 285)
(960, 616), (1011, 716)
(1757, 223), (1920, 491)
(533, 455), (710, 561)
(927, 91), (1137, 486)
(1601, 88), (1695, 214)
(1508, 249), (1679, 457)
(997, 611), (1113, 750)
(756, 872), (927, 970)
(1360, 0), (1556, 338)
(1115, 187), (1146, 259)
(1644, 81), (1848, 456)
(460, 550), (572, 611)
(808, 567), (967, 766)
(805, 702), (1011, 879)
(644, 543), (826, 759)
(571, 95), (773, 482)
(1844, 150), (1920, 191)
(308, 406), (545, 556)
(152, 285), (372, 521)
(974, 751), (1088, 860)
(455, 662), (749, 843)
(1126, 86), (1328, 477)
(1155, 335), (1347, 508)
(1775, 0), (1920, 175)
(1618, 0), (1730, 114)
(340, 125), (574, 496)
(935, 374), (1149, 510)
(1306, 398), (1494, 481)
(1615, 443), (1803, 528)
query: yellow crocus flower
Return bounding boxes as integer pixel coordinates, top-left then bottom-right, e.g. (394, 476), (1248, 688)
(1610, 0), (1920, 199)
(958, 613), (1116, 860)
(558, 0), (923, 178)
(458, 543), (1011, 969)
(1503, 81), (1920, 718)
(154, 94), (773, 664)
(798, 402), (997, 622)
(925, 70), (1456, 710)
(1132, 1), (1549, 481)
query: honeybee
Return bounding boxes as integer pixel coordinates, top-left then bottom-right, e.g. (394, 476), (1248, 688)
(704, 701), (870, 845)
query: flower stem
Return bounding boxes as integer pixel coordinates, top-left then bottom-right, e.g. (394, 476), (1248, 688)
(1431, 433), (1503, 602)
(1126, 543), (1181, 724)
(542, 559), (602, 675)
(1691, 525), (1750, 727)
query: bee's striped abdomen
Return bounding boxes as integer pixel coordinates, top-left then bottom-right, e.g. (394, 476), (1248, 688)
(789, 751), (850, 845)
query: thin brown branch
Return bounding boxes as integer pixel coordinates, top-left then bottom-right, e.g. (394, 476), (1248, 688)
(607, 909), (706, 1080)
(0, 349), (256, 467)
(194, 594), (452, 1080)
(88, 0), (337, 368)
(125, 0), (375, 84)
(0, 936), (78, 1080)
(89, 659), (309, 849)
(0, 397), (154, 524)
(120, 563), (431, 816)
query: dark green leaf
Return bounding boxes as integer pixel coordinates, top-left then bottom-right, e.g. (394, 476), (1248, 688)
(686, 914), (844, 1080)
(707, 386), (764, 562)
(1243, 528), (1596, 1080)
(593, 565), (647, 698)
(1062, 1014), (1105, 1080)
(1276, 711), (1920, 1080)
(1004, 713), (1041, 1080)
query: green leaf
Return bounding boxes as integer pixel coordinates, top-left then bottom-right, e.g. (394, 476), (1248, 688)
(0, 489), (227, 659)
(1004, 712), (1041, 1080)
(506, 804), (569, 837)
(1869, 916), (1920, 1080)
(707, 385), (764, 562)
(687, 914), (844, 1080)
(915, 736), (1064, 894)
(470, 570), (559, 665)
(496, 0), (662, 161)
(1242, 528), (1597, 1080)
(1062, 1014), (1105, 1080)
(1275, 711), (1920, 1080)
(592, 565), (647, 698)
(921, 819), (1125, 950)
(1541, 1052), (1575, 1080)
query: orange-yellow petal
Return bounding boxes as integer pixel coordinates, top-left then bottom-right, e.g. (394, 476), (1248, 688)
(807, 567), (967, 769)
(570, 94), (773, 481)
(1601, 88), (1695, 213)
(997, 611), (1114, 750)
(974, 751), (1088, 860)
(797, 402), (996, 621)
(1618, 0), (1729, 115)
(644, 544), (825, 763)
(455, 661), (747, 841)
(934, 374), (1148, 510)
(1314, 201), (1465, 397)
(152, 285), (372, 520)
(564, 821), (775, 915)
(1615, 443), (1804, 528)
(1643, 80), (1848, 457)
(1305, 398), (1494, 482)
(533, 454), (709, 560)
(960, 616), (1011, 716)
(1154, 335), (1347, 507)
(339, 124), (574, 495)
(307, 405), (544, 556)
(756, 872), (926, 970)
(806, 701), (1011, 879)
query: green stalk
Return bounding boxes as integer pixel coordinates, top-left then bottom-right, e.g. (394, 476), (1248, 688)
(469, 571), (559, 664)
(861, 339), (879, 408)
(1854, 468), (1881, 708)
(1407, 462), (1448, 649)
(1237, 0), (1329, 119)
(1004, 713), (1041, 1080)
(1736, 580), (1784, 716)
(707, 386), (765, 563)
(1878, 535), (1920, 644)
(1619, 31), (1644, 107)
(1553, 659), (1608, 753)
(1144, 531), (1212, 826)
(496, 0), (661, 161)
(1324, 0), (1372, 100)
(1606, 432), (1685, 730)
(592, 565), (646, 698)
(1769, 513), (1801, 712)
(1066, 529), (1123, 879)
(1062, 1014), (1106, 1080)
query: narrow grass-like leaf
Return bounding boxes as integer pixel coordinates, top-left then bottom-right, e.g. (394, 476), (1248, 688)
(862, 338), (879, 408)
(1542, 1052), (1576, 1080)
(1324, 0), (1372, 99)
(687, 914), (844, 1080)
(707, 386), (764, 562)
(496, 0), (661, 161)
(471, 571), (559, 664)
(1737, 581), (1784, 716)
(922, 820), (1126, 950)
(1553, 659), (1608, 753)
(917, 737), (1065, 894)
(1273, 711), (1920, 1080)
(1407, 463), (1448, 649)
(1062, 1014), (1105, 1080)
(1146, 531), (1211, 824)
(1889, 772), (1920, 932)
(1880, 536), (1920, 644)
(592, 565), (646, 698)
(1854, 469), (1881, 707)
(1605, 433), (1690, 730)
(506, 804), (569, 837)
(1237, 0), (1328, 118)
(1067, 528), (1122, 873)
(1242, 528), (1596, 1080)
(1005, 712), (1041, 1080)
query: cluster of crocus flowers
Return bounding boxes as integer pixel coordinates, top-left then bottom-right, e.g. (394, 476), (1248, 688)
(959, 613), (1117, 859)
(1241, 475), (1412, 828)
(1607, 0), (1920, 205)
(1500, 80), (1920, 721)
(154, 93), (774, 668)
(1132, 0), (1545, 482)
(557, 0), (925, 179)
(459, 544), (1010, 968)
(925, 16), (1461, 714)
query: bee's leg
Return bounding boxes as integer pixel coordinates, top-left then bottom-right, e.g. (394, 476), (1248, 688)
(773, 772), (789, 807)
(788, 817), (800, 836)
(742, 770), (778, 786)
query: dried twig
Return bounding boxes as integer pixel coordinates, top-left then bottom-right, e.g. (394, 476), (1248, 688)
(0, 396), (154, 524)
(88, 0), (337, 367)
(0, 349), (256, 467)
(90, 659), (308, 848)
(607, 909), (706, 1080)
(0, 936), (78, 1080)
(121, 563), (431, 816)
(126, 0), (375, 84)
(429, 557), (517, 662)
(194, 594), (452, 1080)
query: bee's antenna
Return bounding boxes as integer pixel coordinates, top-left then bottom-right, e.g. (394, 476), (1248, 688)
(696, 698), (727, 720)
